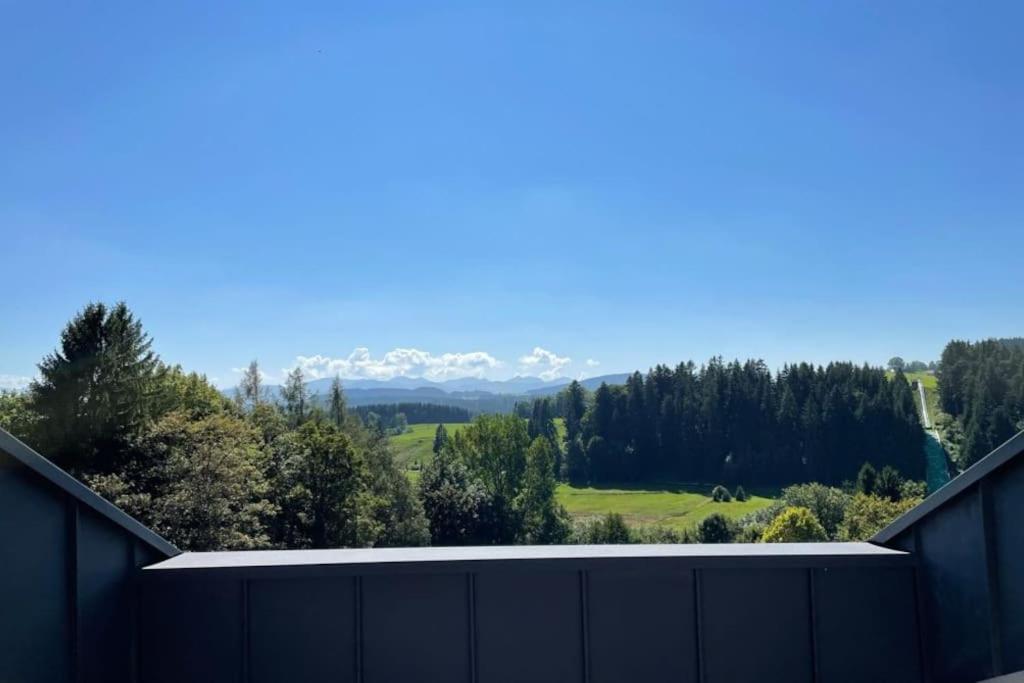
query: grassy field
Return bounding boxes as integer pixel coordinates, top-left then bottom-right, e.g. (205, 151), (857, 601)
(392, 421), (776, 530)
(556, 483), (774, 531)
(391, 422), (468, 470)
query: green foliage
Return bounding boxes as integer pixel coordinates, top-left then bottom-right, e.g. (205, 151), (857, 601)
(840, 493), (923, 541)
(280, 367), (309, 427)
(576, 359), (923, 488)
(711, 484), (732, 502)
(778, 483), (850, 540)
(733, 485), (748, 502)
(856, 462), (877, 495)
(0, 390), (37, 442)
(439, 415), (571, 544)
(565, 435), (589, 484)
(266, 420), (363, 549)
(89, 412), (274, 551)
(938, 338), (1024, 468)
(433, 423), (448, 455)
(696, 513), (737, 543)
(419, 445), (492, 545)
(328, 376), (347, 428)
(28, 302), (162, 475)
(573, 513), (632, 544)
(761, 506), (828, 543)
(875, 465), (903, 502)
(517, 437), (571, 543)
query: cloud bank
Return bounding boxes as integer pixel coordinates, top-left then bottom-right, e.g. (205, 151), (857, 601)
(518, 347), (572, 381)
(293, 347), (502, 382)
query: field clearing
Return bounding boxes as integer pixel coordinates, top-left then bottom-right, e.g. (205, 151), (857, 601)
(393, 421), (777, 530)
(556, 483), (774, 531)
(391, 422), (468, 469)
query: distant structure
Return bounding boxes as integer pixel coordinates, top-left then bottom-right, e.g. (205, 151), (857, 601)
(2, 426), (1022, 683)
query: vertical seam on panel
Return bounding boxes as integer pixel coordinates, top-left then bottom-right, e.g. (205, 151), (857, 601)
(913, 526), (931, 683)
(980, 481), (1003, 676)
(129, 541), (139, 683)
(468, 573), (478, 683)
(67, 497), (80, 683)
(808, 569), (820, 683)
(694, 569), (705, 683)
(355, 576), (364, 683)
(241, 578), (250, 683)
(580, 570), (591, 683)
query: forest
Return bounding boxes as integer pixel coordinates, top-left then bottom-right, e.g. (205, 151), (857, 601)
(0, 302), (973, 552)
(352, 402), (472, 428)
(541, 360), (923, 487)
(938, 337), (1024, 468)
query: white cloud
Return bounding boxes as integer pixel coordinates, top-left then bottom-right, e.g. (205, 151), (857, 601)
(585, 358), (600, 367)
(518, 347), (572, 381)
(0, 374), (32, 391)
(292, 347), (502, 382)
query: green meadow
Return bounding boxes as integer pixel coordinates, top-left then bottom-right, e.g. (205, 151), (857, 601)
(392, 422), (775, 530)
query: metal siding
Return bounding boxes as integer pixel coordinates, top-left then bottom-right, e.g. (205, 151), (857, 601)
(587, 568), (697, 683)
(139, 578), (243, 683)
(363, 573), (471, 683)
(813, 566), (921, 683)
(475, 571), (583, 683)
(77, 506), (135, 683)
(700, 568), (813, 683)
(248, 576), (357, 683)
(917, 488), (994, 683)
(0, 452), (72, 683)
(993, 458), (1024, 672)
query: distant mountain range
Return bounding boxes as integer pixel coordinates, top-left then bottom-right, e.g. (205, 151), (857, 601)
(221, 373), (631, 411)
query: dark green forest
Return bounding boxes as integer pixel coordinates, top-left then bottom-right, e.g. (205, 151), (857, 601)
(544, 360), (923, 487)
(939, 338), (1024, 468)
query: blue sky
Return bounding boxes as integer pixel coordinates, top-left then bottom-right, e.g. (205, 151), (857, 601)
(2, 1), (1022, 388)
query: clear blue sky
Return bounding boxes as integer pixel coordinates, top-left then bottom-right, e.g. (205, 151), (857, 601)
(2, 1), (1022, 388)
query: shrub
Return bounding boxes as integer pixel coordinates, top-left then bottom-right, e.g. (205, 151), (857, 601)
(761, 506), (827, 543)
(733, 485), (748, 502)
(711, 484), (732, 502)
(696, 513), (737, 543)
(779, 483), (851, 540)
(856, 462), (877, 495)
(572, 513), (631, 544)
(875, 465), (903, 502)
(840, 494), (922, 541)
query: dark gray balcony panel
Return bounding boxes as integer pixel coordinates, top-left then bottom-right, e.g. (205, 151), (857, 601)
(138, 543), (920, 683)
(249, 577), (356, 683)
(700, 568), (814, 683)
(363, 573), (471, 683)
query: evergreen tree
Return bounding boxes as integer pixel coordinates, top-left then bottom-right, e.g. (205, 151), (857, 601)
(328, 376), (347, 428)
(856, 462), (878, 495)
(280, 367), (308, 426)
(28, 302), (162, 474)
(516, 437), (571, 543)
(433, 423), (449, 455)
(238, 360), (264, 409)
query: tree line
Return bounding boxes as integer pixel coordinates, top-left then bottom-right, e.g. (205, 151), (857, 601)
(353, 403), (472, 427)
(938, 338), (1024, 468)
(539, 359), (923, 488)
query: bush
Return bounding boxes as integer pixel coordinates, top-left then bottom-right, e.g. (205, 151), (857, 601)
(875, 465), (903, 502)
(778, 483), (851, 540)
(733, 485), (748, 502)
(711, 485), (732, 502)
(761, 506), (828, 543)
(572, 513), (631, 544)
(840, 493), (922, 541)
(696, 513), (737, 543)
(856, 462), (877, 495)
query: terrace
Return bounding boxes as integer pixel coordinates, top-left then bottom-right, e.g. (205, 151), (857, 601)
(2, 425), (1022, 683)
